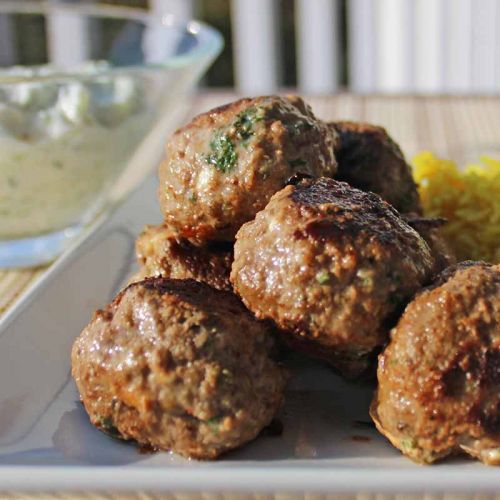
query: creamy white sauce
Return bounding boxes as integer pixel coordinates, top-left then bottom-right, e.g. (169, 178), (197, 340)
(0, 63), (154, 239)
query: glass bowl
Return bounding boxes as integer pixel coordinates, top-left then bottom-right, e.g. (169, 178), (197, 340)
(0, 1), (223, 268)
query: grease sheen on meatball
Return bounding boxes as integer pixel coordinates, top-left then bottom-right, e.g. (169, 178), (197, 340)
(158, 96), (338, 243)
(72, 278), (287, 459)
(135, 224), (233, 291)
(231, 178), (434, 378)
(331, 121), (422, 214)
(371, 262), (500, 465)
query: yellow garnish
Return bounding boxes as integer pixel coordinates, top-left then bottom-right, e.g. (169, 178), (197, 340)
(412, 151), (500, 263)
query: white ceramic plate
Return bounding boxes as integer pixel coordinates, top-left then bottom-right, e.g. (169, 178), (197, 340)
(0, 175), (499, 494)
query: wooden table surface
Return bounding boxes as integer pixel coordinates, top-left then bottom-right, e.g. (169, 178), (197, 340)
(1, 92), (500, 498)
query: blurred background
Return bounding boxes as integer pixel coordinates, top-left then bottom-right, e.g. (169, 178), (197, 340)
(1, 0), (500, 94)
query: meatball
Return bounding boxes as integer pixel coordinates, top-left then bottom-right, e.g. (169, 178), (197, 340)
(403, 214), (456, 275)
(231, 178), (434, 378)
(158, 95), (338, 243)
(371, 262), (500, 465)
(135, 224), (233, 291)
(331, 121), (422, 214)
(71, 278), (286, 459)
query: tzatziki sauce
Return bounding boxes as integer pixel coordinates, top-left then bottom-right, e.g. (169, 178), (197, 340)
(0, 63), (154, 239)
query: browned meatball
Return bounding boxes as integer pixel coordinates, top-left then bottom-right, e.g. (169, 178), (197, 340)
(135, 224), (233, 291)
(371, 262), (500, 465)
(403, 214), (457, 276)
(331, 121), (422, 214)
(71, 278), (286, 460)
(159, 96), (338, 243)
(231, 178), (434, 378)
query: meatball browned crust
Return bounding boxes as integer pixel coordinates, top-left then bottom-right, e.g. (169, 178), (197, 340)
(135, 224), (233, 291)
(403, 215), (456, 276)
(72, 278), (287, 459)
(331, 121), (422, 214)
(371, 262), (500, 465)
(159, 96), (338, 243)
(231, 178), (434, 378)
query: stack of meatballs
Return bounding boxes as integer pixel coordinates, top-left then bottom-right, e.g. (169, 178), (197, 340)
(72, 96), (499, 464)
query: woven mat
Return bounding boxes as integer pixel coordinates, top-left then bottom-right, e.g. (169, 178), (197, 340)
(1, 93), (500, 498)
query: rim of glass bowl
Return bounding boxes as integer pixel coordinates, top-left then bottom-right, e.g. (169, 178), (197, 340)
(0, 1), (224, 84)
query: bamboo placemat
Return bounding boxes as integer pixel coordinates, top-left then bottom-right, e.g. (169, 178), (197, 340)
(1, 93), (500, 499)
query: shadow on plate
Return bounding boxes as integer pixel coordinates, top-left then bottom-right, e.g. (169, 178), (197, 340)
(51, 404), (152, 466)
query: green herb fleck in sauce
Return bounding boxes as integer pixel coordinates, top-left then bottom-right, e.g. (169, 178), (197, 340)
(206, 415), (223, 435)
(401, 437), (417, 451)
(316, 270), (330, 284)
(205, 131), (237, 173)
(233, 105), (264, 141)
(205, 105), (264, 173)
(361, 277), (373, 289)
